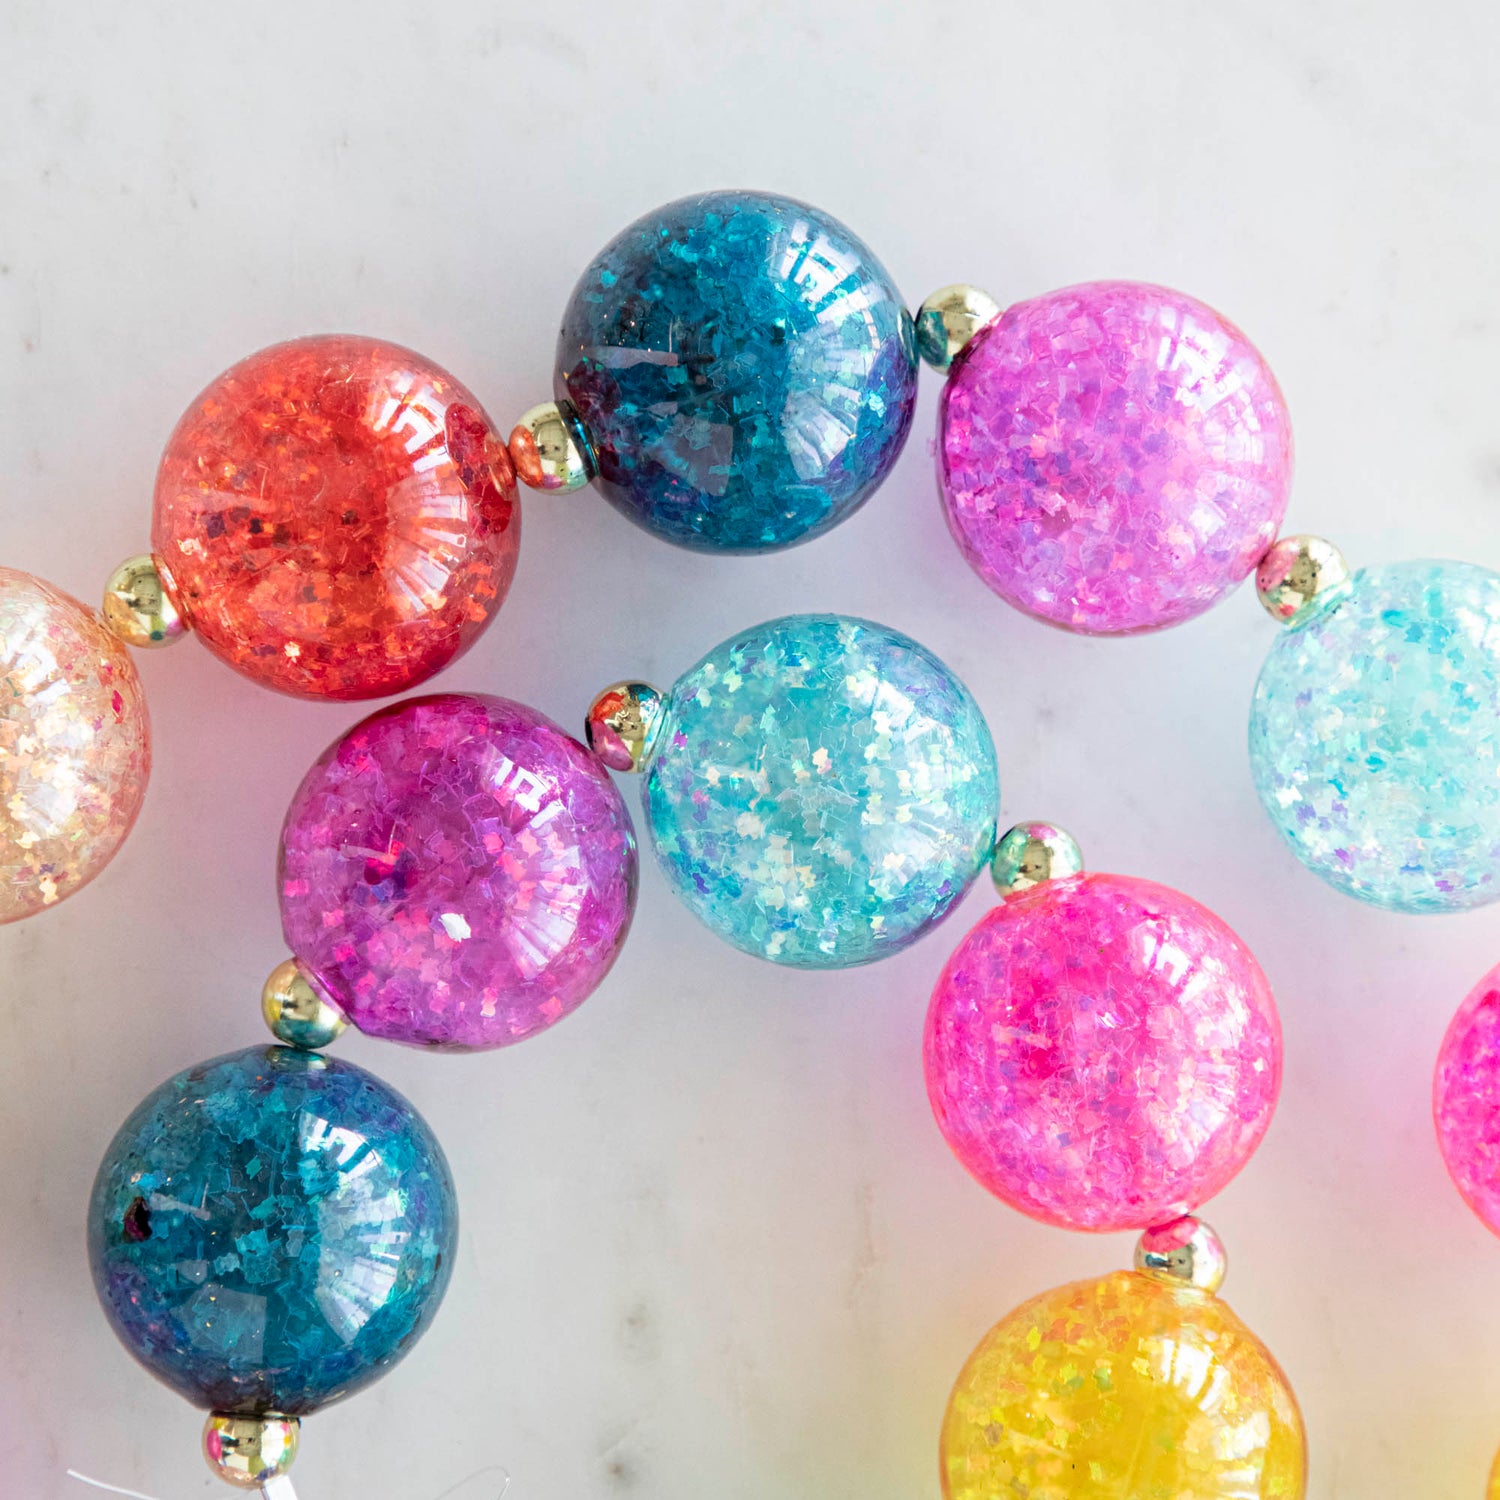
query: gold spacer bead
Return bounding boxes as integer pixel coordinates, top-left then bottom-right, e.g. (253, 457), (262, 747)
(508, 399), (596, 493)
(262, 958), (348, 1050)
(1134, 1215), (1228, 1295)
(915, 284), (1004, 371)
(101, 554), (188, 648)
(1256, 534), (1351, 625)
(991, 821), (1084, 897)
(585, 681), (667, 774)
(203, 1412), (300, 1489)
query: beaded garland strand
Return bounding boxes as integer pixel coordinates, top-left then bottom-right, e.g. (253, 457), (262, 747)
(0, 184), (1493, 1492)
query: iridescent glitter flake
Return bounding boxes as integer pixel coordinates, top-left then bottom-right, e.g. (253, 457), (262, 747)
(941, 1273), (1306, 1500)
(939, 280), (1292, 634)
(1435, 963), (1500, 1236)
(1250, 559), (1500, 912)
(0, 567), (150, 922)
(281, 694), (638, 1050)
(557, 190), (918, 553)
(153, 335), (518, 700)
(642, 614), (998, 967)
(89, 1046), (456, 1416)
(925, 873), (1281, 1231)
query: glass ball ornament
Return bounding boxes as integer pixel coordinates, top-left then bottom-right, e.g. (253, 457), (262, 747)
(925, 866), (1281, 1231)
(1250, 559), (1500, 912)
(280, 693), (638, 1050)
(1435, 962), (1500, 1236)
(610, 613), (998, 968)
(0, 567), (151, 922)
(89, 1045), (456, 1416)
(938, 280), (1292, 634)
(556, 190), (918, 552)
(152, 334), (519, 700)
(940, 1271), (1306, 1500)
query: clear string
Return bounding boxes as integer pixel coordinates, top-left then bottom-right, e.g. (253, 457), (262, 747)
(66, 1462), (510, 1499)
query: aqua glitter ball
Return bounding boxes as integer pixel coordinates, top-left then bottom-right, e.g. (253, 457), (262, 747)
(556, 190), (918, 553)
(89, 1046), (456, 1415)
(641, 614), (998, 966)
(1250, 559), (1500, 912)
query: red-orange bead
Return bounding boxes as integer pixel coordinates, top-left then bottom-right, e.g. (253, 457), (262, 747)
(152, 335), (518, 700)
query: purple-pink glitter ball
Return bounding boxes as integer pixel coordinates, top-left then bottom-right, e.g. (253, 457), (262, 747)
(924, 871), (1282, 1232)
(280, 693), (637, 1051)
(1435, 963), (1500, 1236)
(938, 280), (1292, 635)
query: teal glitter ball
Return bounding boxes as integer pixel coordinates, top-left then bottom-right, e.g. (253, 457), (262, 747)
(643, 614), (998, 966)
(1250, 559), (1500, 912)
(89, 1046), (456, 1415)
(556, 190), (917, 553)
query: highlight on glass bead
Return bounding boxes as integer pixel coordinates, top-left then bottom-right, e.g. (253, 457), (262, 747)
(925, 869), (1281, 1231)
(938, 279), (1292, 635)
(0, 567), (151, 923)
(556, 190), (919, 553)
(940, 1271), (1306, 1500)
(152, 334), (519, 700)
(1250, 558), (1500, 913)
(625, 613), (998, 968)
(1434, 962), (1500, 1236)
(280, 693), (638, 1050)
(89, 1045), (456, 1416)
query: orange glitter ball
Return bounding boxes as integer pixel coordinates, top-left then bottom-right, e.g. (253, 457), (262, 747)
(152, 335), (519, 700)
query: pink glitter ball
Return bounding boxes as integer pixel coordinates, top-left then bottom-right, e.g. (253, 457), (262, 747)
(924, 872), (1282, 1231)
(280, 694), (637, 1051)
(1434, 964), (1500, 1235)
(938, 281), (1293, 635)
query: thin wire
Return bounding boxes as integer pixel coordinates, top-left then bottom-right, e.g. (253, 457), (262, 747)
(67, 1462), (508, 1500)
(65, 1474), (164, 1500)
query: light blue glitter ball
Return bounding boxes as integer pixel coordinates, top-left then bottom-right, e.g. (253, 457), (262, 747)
(643, 614), (999, 966)
(556, 190), (917, 553)
(1249, 559), (1500, 912)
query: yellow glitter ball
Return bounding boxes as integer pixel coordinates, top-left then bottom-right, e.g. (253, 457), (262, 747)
(1489, 1447), (1500, 1498)
(941, 1271), (1305, 1500)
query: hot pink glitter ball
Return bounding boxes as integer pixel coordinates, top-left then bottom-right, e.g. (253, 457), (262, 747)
(938, 281), (1293, 635)
(280, 693), (637, 1051)
(1434, 963), (1500, 1236)
(924, 873), (1282, 1232)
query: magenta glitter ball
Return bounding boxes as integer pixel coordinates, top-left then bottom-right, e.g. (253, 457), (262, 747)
(938, 280), (1292, 635)
(280, 694), (637, 1051)
(1434, 964), (1500, 1236)
(924, 873), (1281, 1232)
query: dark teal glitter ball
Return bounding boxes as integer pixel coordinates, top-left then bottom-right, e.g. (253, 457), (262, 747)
(557, 190), (918, 553)
(88, 1046), (456, 1416)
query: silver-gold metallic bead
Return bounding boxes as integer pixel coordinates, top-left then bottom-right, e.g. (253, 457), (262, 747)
(585, 681), (667, 774)
(915, 284), (1003, 371)
(1134, 1215), (1228, 1295)
(508, 399), (596, 493)
(991, 821), (1084, 897)
(261, 958), (348, 1050)
(101, 554), (188, 648)
(203, 1412), (300, 1489)
(1256, 534), (1350, 625)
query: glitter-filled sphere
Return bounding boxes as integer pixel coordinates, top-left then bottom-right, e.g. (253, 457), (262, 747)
(939, 280), (1292, 634)
(557, 190), (918, 553)
(1434, 962), (1500, 1236)
(642, 614), (997, 967)
(925, 872), (1280, 1231)
(153, 335), (518, 700)
(281, 694), (637, 1050)
(941, 1273), (1306, 1500)
(1251, 559), (1500, 912)
(0, 568), (150, 922)
(89, 1046), (456, 1415)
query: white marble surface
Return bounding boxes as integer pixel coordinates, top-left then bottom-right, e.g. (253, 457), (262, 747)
(1, 3), (1498, 1497)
